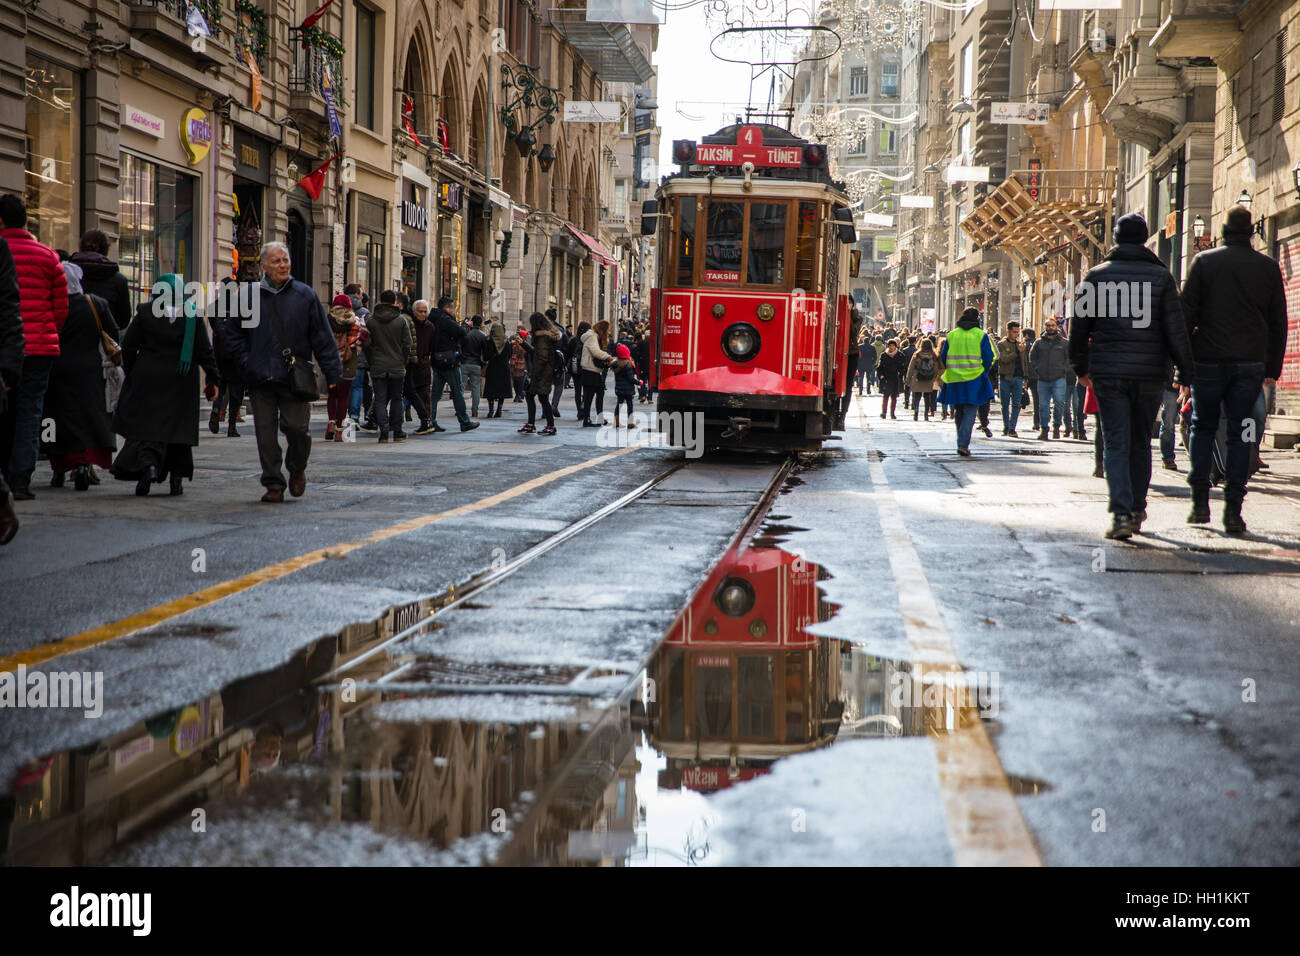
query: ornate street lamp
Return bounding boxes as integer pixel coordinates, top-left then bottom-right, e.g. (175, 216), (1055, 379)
(1192, 214), (1205, 238)
(538, 143), (556, 173)
(500, 61), (559, 163)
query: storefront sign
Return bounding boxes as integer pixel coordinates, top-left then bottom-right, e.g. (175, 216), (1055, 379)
(122, 105), (165, 139)
(171, 705), (204, 756)
(439, 182), (462, 211)
(403, 184), (428, 231)
(180, 107), (213, 165)
(113, 735), (154, 772)
(945, 165), (990, 183)
(465, 267), (483, 284)
(563, 101), (621, 123)
(991, 102), (1050, 125)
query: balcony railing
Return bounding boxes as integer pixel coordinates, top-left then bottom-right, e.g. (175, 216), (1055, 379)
(234, 1), (268, 69)
(289, 26), (346, 107)
(132, 0), (224, 38)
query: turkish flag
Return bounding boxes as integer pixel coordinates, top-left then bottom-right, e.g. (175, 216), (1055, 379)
(300, 0), (335, 30)
(296, 153), (339, 201)
(402, 94), (422, 147)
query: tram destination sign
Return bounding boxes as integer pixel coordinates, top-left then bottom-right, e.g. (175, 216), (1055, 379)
(694, 125), (804, 168)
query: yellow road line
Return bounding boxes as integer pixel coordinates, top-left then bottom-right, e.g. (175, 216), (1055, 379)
(854, 398), (1042, 866)
(1, 446), (640, 675)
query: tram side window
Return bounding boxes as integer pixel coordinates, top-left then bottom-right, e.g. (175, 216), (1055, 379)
(747, 202), (787, 285)
(675, 197), (696, 286)
(704, 201), (744, 282)
(794, 200), (823, 292)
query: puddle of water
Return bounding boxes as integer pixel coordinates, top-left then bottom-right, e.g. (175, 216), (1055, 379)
(1, 478), (1034, 867)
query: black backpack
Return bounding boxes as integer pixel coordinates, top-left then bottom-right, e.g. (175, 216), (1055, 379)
(916, 355), (936, 381)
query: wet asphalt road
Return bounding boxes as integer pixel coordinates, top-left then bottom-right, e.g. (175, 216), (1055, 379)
(1, 388), (1297, 866)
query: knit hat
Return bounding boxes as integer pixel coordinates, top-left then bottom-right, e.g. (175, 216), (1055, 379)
(1113, 212), (1149, 244)
(616, 344), (631, 359)
(1223, 204), (1252, 237)
(332, 293), (353, 308)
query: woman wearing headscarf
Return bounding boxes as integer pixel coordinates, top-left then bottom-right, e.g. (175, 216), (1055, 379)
(111, 274), (219, 495)
(43, 261), (119, 490)
(519, 312), (560, 435)
(481, 318), (513, 419)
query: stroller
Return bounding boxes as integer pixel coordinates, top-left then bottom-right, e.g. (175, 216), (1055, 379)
(1179, 389), (1268, 486)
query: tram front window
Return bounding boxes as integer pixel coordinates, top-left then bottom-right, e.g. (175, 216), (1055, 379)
(695, 663), (732, 737)
(747, 203), (787, 285)
(675, 197), (696, 286)
(704, 201), (744, 282)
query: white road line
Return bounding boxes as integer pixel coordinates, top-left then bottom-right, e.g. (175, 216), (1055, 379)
(855, 398), (1043, 867)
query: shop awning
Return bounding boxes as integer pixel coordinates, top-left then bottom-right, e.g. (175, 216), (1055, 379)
(566, 224), (618, 267)
(960, 170), (1116, 273)
(548, 9), (655, 83)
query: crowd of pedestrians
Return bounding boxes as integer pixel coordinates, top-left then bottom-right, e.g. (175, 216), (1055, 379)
(850, 207), (1286, 540)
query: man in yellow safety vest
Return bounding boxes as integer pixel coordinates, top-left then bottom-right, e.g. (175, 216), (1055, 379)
(937, 308), (996, 456)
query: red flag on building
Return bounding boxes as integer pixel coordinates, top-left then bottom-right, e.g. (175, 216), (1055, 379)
(296, 153), (340, 201)
(402, 94), (422, 147)
(300, 0), (335, 30)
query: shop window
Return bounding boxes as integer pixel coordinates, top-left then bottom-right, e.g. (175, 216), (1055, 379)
(119, 152), (199, 301)
(24, 56), (79, 252)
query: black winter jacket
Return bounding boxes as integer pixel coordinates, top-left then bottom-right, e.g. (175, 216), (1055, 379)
(0, 237), (23, 384)
(429, 307), (467, 358)
(1068, 243), (1195, 385)
(1180, 233), (1287, 378)
(69, 251), (133, 332)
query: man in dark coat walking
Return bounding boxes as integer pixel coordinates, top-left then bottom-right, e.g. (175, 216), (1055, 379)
(227, 242), (342, 502)
(1180, 204), (1288, 533)
(428, 295), (479, 432)
(1069, 213), (1195, 540)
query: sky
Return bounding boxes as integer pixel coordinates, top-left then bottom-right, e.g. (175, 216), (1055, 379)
(653, 4), (808, 169)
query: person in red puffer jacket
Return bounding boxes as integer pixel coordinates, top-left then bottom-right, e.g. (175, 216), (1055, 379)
(0, 193), (68, 499)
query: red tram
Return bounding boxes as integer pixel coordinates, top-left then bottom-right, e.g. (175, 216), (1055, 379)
(643, 123), (858, 451)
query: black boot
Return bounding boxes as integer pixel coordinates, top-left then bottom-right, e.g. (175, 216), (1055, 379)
(135, 464), (157, 497)
(1223, 497), (1246, 534)
(170, 476), (184, 496)
(73, 465), (90, 491)
(1187, 487), (1211, 524)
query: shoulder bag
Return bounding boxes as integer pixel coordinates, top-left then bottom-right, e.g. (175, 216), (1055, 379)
(87, 295), (126, 412)
(266, 292), (319, 401)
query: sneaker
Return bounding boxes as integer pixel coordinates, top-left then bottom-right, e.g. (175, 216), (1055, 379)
(1008, 429), (1019, 438)
(583, 419), (600, 428)
(956, 447), (971, 457)
(460, 420), (481, 432)
(1162, 459), (1179, 472)
(414, 423), (435, 435)
(982, 425), (994, 438)
(1104, 514), (1134, 540)
(357, 422), (378, 434)
(539, 425), (557, 436)
(431, 423), (447, 433)
(518, 423), (536, 433)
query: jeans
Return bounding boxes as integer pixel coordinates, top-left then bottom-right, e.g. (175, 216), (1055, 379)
(248, 386), (313, 491)
(432, 364), (471, 426)
(954, 404), (977, 449)
(1073, 382), (1087, 434)
(525, 392), (554, 427)
(998, 375), (1023, 432)
(372, 375), (405, 434)
(1037, 377), (1068, 429)
(1158, 388), (1180, 462)
(349, 372), (365, 421)
(3, 355), (54, 490)
(1093, 377), (1164, 515)
(855, 367), (867, 393)
(551, 368), (565, 412)
(462, 362), (482, 416)
(1188, 360), (1266, 504)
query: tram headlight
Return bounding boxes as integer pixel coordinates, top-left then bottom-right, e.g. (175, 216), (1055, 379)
(755, 302), (775, 321)
(715, 577), (756, 618)
(722, 323), (761, 362)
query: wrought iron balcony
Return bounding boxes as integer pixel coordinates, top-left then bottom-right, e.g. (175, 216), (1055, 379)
(289, 26), (346, 108)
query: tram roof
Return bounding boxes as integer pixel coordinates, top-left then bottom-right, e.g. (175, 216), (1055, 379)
(662, 122), (848, 193)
